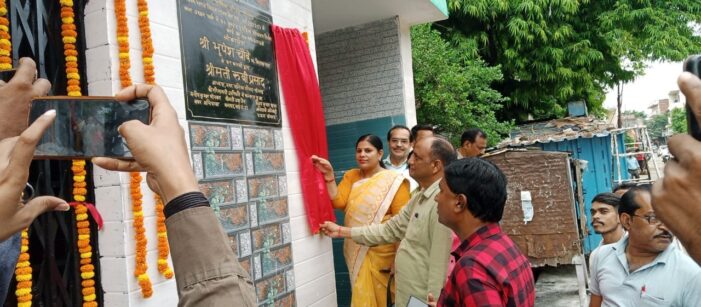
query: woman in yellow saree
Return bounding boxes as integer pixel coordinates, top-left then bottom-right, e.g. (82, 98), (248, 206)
(312, 134), (410, 307)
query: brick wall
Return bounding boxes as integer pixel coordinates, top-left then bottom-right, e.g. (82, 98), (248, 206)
(316, 17), (405, 126)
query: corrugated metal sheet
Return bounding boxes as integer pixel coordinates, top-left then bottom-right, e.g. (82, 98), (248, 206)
(498, 117), (615, 148)
(486, 150), (581, 267)
(497, 118), (630, 254)
(537, 135), (629, 253)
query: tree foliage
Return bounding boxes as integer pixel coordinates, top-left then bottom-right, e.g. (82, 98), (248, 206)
(411, 24), (512, 146)
(438, 0), (701, 121)
(623, 110), (646, 119)
(646, 113), (669, 141)
(671, 107), (688, 134)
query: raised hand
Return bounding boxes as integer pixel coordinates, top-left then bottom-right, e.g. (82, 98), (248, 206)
(652, 72), (701, 264)
(319, 221), (346, 238)
(311, 155), (334, 180)
(0, 110), (68, 241)
(92, 84), (198, 203)
(0, 58), (51, 140)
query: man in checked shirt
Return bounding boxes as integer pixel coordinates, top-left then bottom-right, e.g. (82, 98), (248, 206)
(428, 158), (535, 306)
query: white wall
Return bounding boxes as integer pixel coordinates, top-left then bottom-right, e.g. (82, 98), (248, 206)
(84, 0), (335, 305)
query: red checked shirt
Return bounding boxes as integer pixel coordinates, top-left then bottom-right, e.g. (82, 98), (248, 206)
(437, 223), (535, 307)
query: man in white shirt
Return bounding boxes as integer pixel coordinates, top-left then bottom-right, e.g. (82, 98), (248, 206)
(588, 192), (626, 266)
(589, 185), (701, 307)
(383, 125), (417, 190)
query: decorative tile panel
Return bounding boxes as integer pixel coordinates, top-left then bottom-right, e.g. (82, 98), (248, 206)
(285, 270), (295, 291)
(274, 130), (283, 150)
(258, 198), (289, 224)
(231, 125), (244, 150)
(192, 152), (204, 179)
(199, 180), (235, 205)
(255, 272), (286, 304)
(275, 292), (296, 307)
(246, 152), (254, 175)
(253, 152), (285, 174)
(203, 152), (245, 178)
(218, 204), (249, 232)
(248, 176), (279, 200)
(252, 224), (282, 251)
(239, 256), (252, 277)
(190, 123), (231, 149)
(244, 127), (274, 149)
(278, 175), (287, 196)
(236, 179), (248, 203)
(261, 245), (293, 277)
(282, 222), (291, 244)
(239, 231), (252, 257)
(254, 255), (262, 280)
(249, 203), (259, 228)
(188, 122), (294, 304)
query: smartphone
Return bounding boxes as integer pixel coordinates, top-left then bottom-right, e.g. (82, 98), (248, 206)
(28, 97), (151, 159)
(407, 296), (429, 307)
(683, 55), (701, 141)
(0, 69), (16, 82)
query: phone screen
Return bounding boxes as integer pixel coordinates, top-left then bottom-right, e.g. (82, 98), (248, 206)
(29, 98), (150, 159)
(407, 296), (429, 307)
(684, 55), (701, 141)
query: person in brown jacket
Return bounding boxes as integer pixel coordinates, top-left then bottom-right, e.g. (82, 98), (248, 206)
(0, 59), (255, 305)
(93, 84), (257, 306)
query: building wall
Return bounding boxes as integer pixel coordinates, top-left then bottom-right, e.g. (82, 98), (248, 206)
(83, 0), (336, 305)
(316, 17), (406, 126)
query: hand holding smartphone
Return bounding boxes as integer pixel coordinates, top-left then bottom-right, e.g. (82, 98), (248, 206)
(683, 55), (701, 141)
(28, 97), (151, 159)
(0, 68), (16, 83)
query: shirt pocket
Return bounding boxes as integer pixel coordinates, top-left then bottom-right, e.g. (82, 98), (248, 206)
(640, 293), (669, 307)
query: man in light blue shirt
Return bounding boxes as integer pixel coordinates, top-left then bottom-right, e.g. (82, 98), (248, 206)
(626, 155), (640, 179)
(589, 185), (701, 306)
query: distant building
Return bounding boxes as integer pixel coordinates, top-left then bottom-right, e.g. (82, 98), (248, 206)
(647, 98), (670, 116)
(621, 113), (645, 128)
(669, 90), (683, 110)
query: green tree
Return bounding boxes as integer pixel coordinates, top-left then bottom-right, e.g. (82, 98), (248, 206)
(671, 107), (688, 134)
(411, 24), (512, 146)
(440, 0), (701, 122)
(646, 113), (669, 141)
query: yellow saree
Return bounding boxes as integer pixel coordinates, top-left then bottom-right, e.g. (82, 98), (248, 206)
(332, 169), (410, 307)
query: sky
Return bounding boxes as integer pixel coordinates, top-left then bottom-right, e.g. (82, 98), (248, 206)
(603, 61), (686, 112)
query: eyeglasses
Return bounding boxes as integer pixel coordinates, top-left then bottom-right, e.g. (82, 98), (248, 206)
(632, 214), (661, 225)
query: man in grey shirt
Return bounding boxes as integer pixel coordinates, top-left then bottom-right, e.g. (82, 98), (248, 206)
(589, 185), (701, 306)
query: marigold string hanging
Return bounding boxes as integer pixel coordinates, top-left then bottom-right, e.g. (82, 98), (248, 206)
(4, 2), (33, 306)
(60, 0), (99, 305)
(137, 0), (173, 279)
(114, 0), (154, 296)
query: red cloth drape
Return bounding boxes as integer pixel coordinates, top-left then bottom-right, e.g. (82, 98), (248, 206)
(272, 25), (335, 233)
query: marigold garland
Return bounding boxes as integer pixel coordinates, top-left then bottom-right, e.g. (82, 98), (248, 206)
(59, 1), (96, 304)
(71, 160), (98, 307)
(0, 0), (11, 70)
(114, 0), (154, 297)
(137, 0), (173, 280)
(115, 0), (131, 88)
(15, 229), (32, 307)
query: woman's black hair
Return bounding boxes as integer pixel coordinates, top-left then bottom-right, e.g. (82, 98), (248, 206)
(356, 134), (386, 168)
